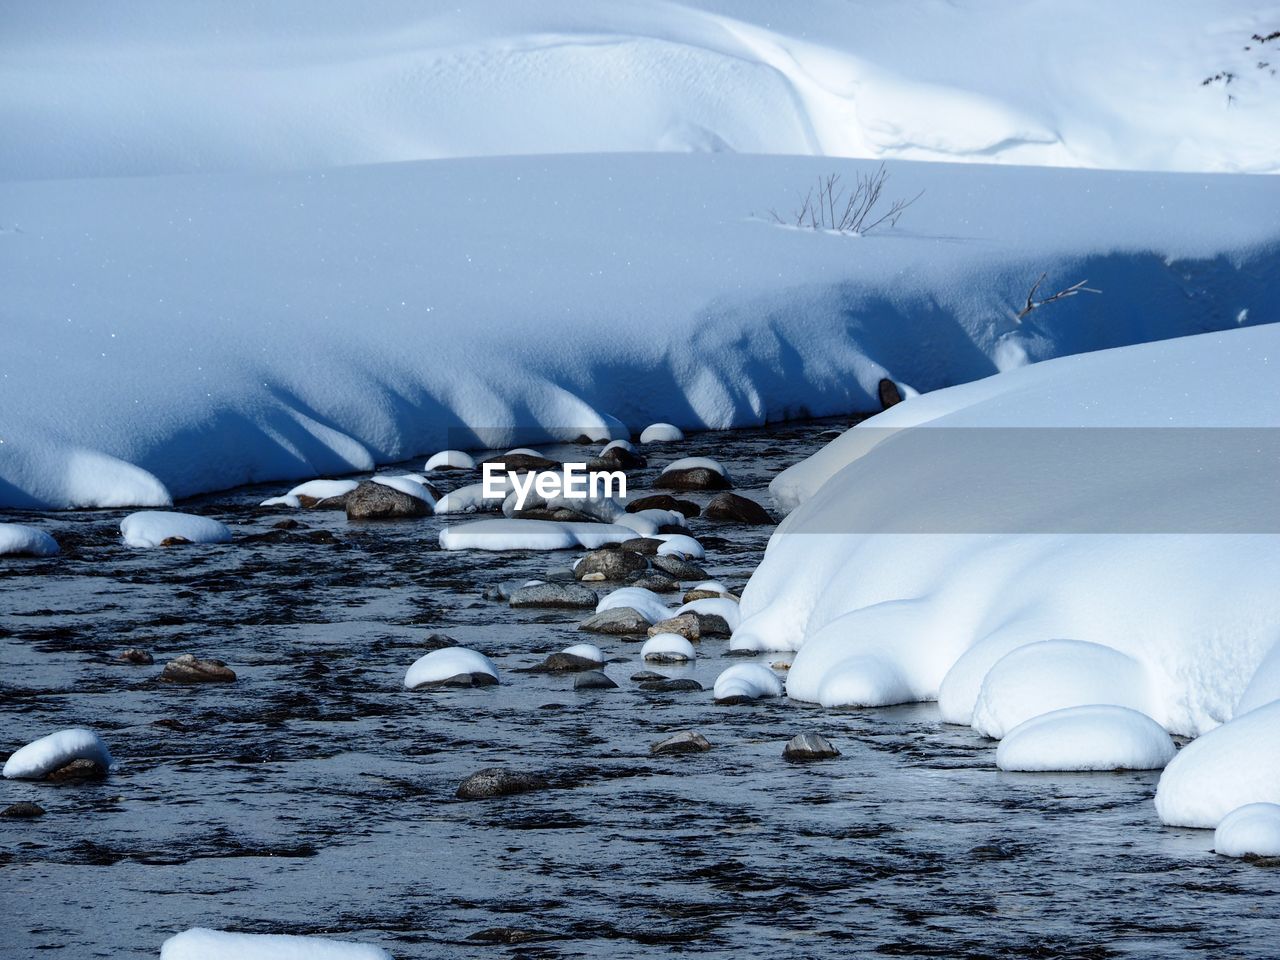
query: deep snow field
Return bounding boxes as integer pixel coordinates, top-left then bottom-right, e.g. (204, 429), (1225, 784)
(4, 1), (1280, 957)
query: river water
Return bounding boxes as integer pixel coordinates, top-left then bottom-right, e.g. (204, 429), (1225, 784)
(2, 420), (1277, 958)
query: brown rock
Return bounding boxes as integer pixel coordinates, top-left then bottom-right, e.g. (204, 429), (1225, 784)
(117, 648), (154, 665)
(647, 613), (701, 642)
(654, 466), (731, 491)
(650, 731), (712, 755)
(345, 480), (432, 520)
(160, 654), (237, 684)
(625, 495), (700, 518)
(703, 492), (773, 525)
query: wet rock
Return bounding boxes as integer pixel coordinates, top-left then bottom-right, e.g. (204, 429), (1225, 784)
(574, 671), (619, 690)
(784, 733), (841, 762)
(116, 648), (154, 665)
(574, 549), (648, 582)
(160, 654), (236, 684)
(467, 928), (555, 945)
(625, 495), (700, 518)
(304, 529), (339, 544)
(1, 801), (45, 818)
(618, 537), (665, 555)
(46, 758), (109, 781)
(630, 670), (668, 682)
(631, 573), (680, 593)
(654, 466), (731, 491)
(158, 536), (192, 547)
(579, 607), (651, 635)
(421, 633), (460, 651)
(345, 480), (431, 520)
(510, 582), (598, 609)
(650, 555), (708, 581)
(526, 652), (603, 673)
(272, 518), (303, 530)
(650, 731), (712, 755)
(648, 613), (701, 642)
(694, 612), (733, 637)
(425, 672), (499, 688)
(703, 492), (774, 525)
(482, 452), (561, 472)
(878, 378), (904, 410)
(297, 492), (349, 510)
(683, 588), (731, 603)
(456, 768), (549, 800)
(590, 446), (647, 470)
(639, 678), (703, 693)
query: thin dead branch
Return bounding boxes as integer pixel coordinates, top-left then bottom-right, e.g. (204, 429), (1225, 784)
(769, 164), (923, 236)
(1016, 273), (1102, 321)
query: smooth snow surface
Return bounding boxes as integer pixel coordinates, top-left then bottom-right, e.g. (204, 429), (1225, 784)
(738, 326), (1280, 743)
(424, 450), (476, 471)
(1214, 803), (1280, 858)
(660, 457), (727, 477)
(639, 424), (685, 444)
(404, 647), (497, 689)
(656, 535), (705, 560)
(676, 597), (741, 632)
(120, 512), (232, 549)
(641, 634), (696, 663)
(713, 663), (784, 701)
(261, 478), (360, 508)
(160, 928), (392, 960)
(0, 524), (59, 557)
(595, 587), (673, 625)
(2, 153), (1278, 509)
(3, 728), (113, 779)
(1155, 700), (1280, 828)
(995, 705), (1176, 772)
(560, 643), (604, 664)
(439, 519), (638, 551)
(3, 1), (1277, 179)
(1235, 641), (1280, 717)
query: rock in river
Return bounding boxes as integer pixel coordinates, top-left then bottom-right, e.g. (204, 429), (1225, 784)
(160, 654), (236, 684)
(457, 768), (550, 800)
(510, 582), (598, 609)
(783, 733), (842, 762)
(703, 492), (774, 525)
(650, 731), (713, 755)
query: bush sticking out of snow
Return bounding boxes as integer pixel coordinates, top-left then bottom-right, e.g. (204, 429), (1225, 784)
(404, 647), (498, 690)
(3, 728), (113, 780)
(639, 424), (684, 444)
(995, 705), (1176, 772)
(641, 634), (696, 663)
(424, 450), (476, 472)
(971, 640), (1154, 740)
(1155, 700), (1280, 828)
(439, 518), (638, 551)
(1214, 803), (1280, 859)
(120, 511), (232, 549)
(714, 663), (784, 703)
(0, 524), (59, 557)
(160, 928), (393, 960)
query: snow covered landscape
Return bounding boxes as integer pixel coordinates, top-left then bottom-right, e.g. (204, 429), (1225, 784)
(3, 1), (1280, 958)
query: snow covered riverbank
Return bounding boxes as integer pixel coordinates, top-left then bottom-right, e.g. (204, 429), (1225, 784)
(2, 154), (1277, 510)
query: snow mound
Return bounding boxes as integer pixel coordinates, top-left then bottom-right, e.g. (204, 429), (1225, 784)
(971, 640), (1154, 740)
(424, 450), (476, 471)
(1155, 700), (1280, 829)
(261, 478), (359, 508)
(434, 480), (512, 515)
(596, 587), (673, 625)
(120, 512), (232, 549)
(1235, 640), (1280, 717)
(404, 647), (498, 689)
(371, 474), (435, 505)
(641, 634), (696, 663)
(640, 424), (685, 444)
(714, 663), (784, 701)
(439, 518), (637, 551)
(676, 597), (741, 632)
(1214, 803), (1280, 859)
(0, 523), (59, 557)
(560, 643), (604, 665)
(160, 928), (392, 960)
(995, 705), (1176, 772)
(656, 534), (704, 560)
(3, 728), (113, 780)
(661, 457), (726, 477)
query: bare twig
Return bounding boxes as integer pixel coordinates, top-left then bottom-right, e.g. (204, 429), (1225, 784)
(769, 164), (922, 236)
(1016, 273), (1102, 321)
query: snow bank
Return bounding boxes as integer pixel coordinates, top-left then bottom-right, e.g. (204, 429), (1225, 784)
(641, 634), (696, 663)
(1214, 803), (1280, 858)
(995, 706), (1176, 772)
(160, 928), (392, 960)
(0, 523), (59, 557)
(120, 512), (232, 549)
(404, 647), (498, 689)
(1235, 640), (1280, 717)
(3, 1), (1276, 179)
(2, 153), (1277, 510)
(714, 663), (784, 702)
(439, 519), (637, 552)
(1155, 700), (1280, 828)
(738, 326), (1280, 743)
(3, 728), (113, 779)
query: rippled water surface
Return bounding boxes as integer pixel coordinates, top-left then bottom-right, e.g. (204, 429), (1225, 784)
(2, 421), (1278, 958)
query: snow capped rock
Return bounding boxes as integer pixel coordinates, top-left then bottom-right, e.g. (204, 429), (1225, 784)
(1214, 803), (1280, 859)
(995, 705), (1176, 772)
(655, 457), (731, 491)
(424, 450), (476, 472)
(0, 524), (59, 557)
(560, 643), (604, 665)
(595, 587), (673, 625)
(3, 728), (113, 780)
(639, 423), (684, 444)
(370, 474), (436, 504)
(404, 647), (498, 689)
(655, 534), (704, 560)
(675, 597), (741, 632)
(713, 663), (784, 703)
(120, 511), (232, 548)
(433, 480), (512, 515)
(160, 928), (392, 960)
(641, 633), (696, 663)
(1155, 700), (1280, 829)
(971, 640), (1154, 740)
(439, 518), (638, 551)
